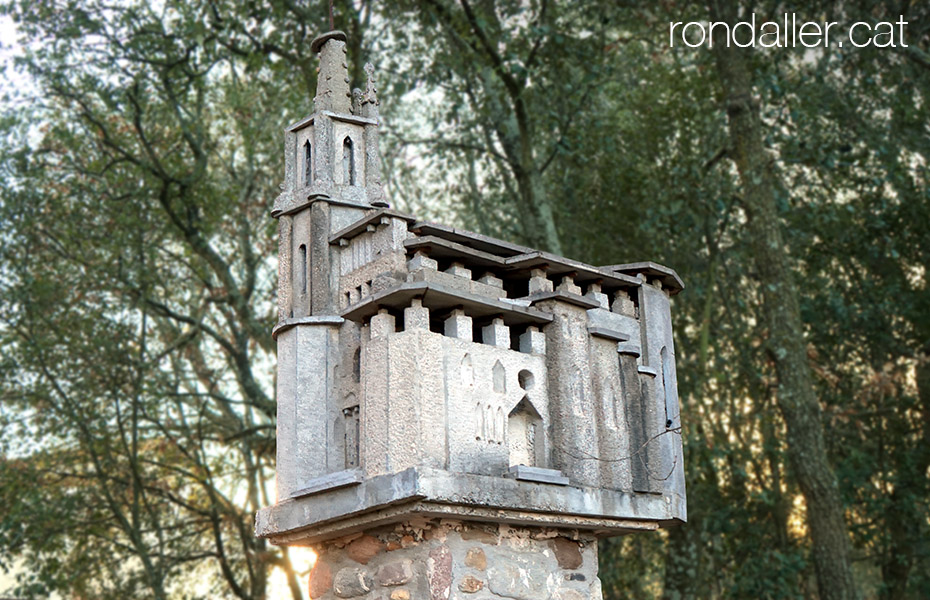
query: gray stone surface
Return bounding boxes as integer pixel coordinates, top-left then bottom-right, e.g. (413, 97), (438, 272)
(255, 466), (684, 544)
(292, 469), (363, 498)
(508, 465), (569, 485)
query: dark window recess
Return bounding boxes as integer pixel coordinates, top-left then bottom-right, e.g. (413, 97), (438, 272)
(304, 140), (312, 185)
(343, 405), (360, 468)
(342, 137), (355, 185)
(298, 244), (307, 294)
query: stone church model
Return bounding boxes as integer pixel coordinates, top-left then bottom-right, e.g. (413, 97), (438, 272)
(257, 29), (685, 600)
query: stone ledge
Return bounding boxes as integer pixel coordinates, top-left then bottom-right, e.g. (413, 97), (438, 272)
(292, 469), (363, 499)
(272, 315), (345, 339)
(329, 208), (416, 245)
(602, 261), (685, 295)
(586, 326), (631, 342)
(527, 290), (601, 310)
(638, 365), (659, 377)
(617, 343), (641, 357)
(505, 251), (641, 289)
(340, 281), (553, 327)
(508, 465), (570, 485)
(404, 235), (507, 270)
(255, 467), (685, 545)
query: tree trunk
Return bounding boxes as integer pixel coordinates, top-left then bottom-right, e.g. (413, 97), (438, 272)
(707, 2), (859, 599)
(881, 355), (930, 599)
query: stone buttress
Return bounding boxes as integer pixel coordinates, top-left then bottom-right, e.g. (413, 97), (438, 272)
(258, 29), (687, 600)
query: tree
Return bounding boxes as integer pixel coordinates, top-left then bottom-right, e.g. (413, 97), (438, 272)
(706, 1), (859, 598)
(0, 0), (333, 596)
(384, 0), (629, 253)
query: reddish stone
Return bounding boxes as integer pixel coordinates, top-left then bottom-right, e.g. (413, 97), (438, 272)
(464, 547), (487, 571)
(376, 560), (413, 586)
(458, 575), (484, 593)
(347, 534), (384, 565)
(308, 560), (332, 599)
(427, 544), (453, 600)
(461, 526), (498, 544)
(550, 537), (583, 570)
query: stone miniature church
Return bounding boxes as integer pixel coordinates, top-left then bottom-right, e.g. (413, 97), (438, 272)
(257, 29), (685, 600)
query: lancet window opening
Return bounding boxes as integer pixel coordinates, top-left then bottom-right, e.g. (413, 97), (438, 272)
(298, 244), (307, 294)
(343, 136), (356, 185)
(303, 139), (312, 185)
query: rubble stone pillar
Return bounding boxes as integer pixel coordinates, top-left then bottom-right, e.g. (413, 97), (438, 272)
(308, 521), (603, 600)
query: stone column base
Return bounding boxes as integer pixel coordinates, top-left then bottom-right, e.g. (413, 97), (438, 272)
(308, 520), (604, 600)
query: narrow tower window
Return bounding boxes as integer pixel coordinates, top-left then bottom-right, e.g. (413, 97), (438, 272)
(343, 404), (360, 468)
(303, 140), (312, 185)
(342, 136), (355, 185)
(298, 244), (307, 295)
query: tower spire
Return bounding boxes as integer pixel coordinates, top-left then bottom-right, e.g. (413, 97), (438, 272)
(310, 30), (352, 114)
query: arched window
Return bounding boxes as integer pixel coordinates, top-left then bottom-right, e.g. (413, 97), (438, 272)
(342, 136), (355, 185)
(509, 397), (542, 467)
(342, 402), (360, 468)
(492, 360), (505, 394)
(303, 140), (312, 185)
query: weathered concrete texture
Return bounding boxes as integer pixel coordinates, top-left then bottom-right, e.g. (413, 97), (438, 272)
(256, 467), (679, 546)
(539, 299), (601, 489)
(306, 521), (603, 600)
(277, 215), (294, 319)
(275, 318), (343, 500)
(312, 32), (353, 114)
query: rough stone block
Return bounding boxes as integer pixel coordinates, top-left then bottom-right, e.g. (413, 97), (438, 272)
(333, 567), (373, 597)
(557, 275), (582, 295)
(611, 290), (635, 316)
(404, 298), (430, 330)
(550, 537), (583, 569)
(376, 559), (413, 586)
(347, 534), (384, 564)
(584, 282), (610, 309)
(464, 547), (486, 570)
(309, 560), (332, 599)
(444, 261), (472, 280)
(427, 544), (452, 600)
(444, 309), (473, 341)
(481, 317), (510, 348)
(477, 272), (504, 288)
(487, 556), (549, 600)
(528, 268), (553, 294)
(370, 309), (395, 337)
(407, 250), (438, 272)
(459, 575), (484, 593)
(519, 326), (546, 354)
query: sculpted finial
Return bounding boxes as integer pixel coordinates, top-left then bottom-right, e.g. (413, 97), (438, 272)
(363, 62), (379, 105)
